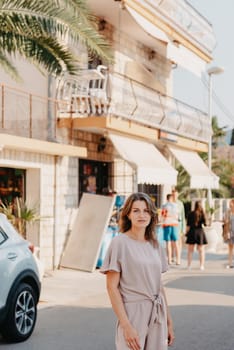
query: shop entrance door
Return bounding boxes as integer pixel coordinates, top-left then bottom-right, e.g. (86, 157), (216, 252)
(79, 160), (111, 201)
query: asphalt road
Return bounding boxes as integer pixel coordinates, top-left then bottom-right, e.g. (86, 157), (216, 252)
(1, 248), (233, 350)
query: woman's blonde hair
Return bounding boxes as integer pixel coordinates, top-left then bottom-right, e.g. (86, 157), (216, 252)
(119, 192), (158, 246)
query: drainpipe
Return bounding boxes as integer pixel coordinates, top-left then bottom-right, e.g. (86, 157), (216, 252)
(53, 155), (59, 269)
(47, 74), (56, 142)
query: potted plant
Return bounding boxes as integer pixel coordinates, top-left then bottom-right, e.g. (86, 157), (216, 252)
(0, 197), (40, 239)
(206, 206), (215, 226)
(204, 203), (222, 253)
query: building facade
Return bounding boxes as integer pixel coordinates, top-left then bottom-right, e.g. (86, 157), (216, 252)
(0, 0), (218, 270)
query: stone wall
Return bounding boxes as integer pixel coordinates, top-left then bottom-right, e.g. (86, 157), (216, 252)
(0, 148), (78, 270)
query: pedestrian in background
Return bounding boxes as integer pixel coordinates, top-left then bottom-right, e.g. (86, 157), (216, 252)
(223, 199), (234, 268)
(100, 192), (174, 350)
(171, 187), (186, 262)
(185, 200), (207, 270)
(161, 194), (180, 265)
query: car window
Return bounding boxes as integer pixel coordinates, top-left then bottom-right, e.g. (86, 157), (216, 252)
(0, 218), (21, 242)
(0, 226), (8, 245)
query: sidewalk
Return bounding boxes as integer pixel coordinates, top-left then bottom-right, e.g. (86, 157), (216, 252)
(39, 247), (234, 349)
(39, 246), (232, 308)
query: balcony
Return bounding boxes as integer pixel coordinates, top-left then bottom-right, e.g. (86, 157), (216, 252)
(88, 0), (215, 68)
(0, 84), (55, 140)
(0, 67), (210, 145)
(132, 0), (216, 55)
(57, 66), (210, 143)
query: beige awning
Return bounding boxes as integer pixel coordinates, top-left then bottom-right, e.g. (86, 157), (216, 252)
(168, 145), (219, 189)
(126, 4), (206, 77)
(109, 134), (177, 185)
(126, 4), (169, 43)
(0, 133), (87, 158)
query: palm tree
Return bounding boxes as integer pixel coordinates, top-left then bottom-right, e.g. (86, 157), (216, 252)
(212, 116), (227, 148)
(0, 0), (113, 79)
(230, 129), (234, 145)
(212, 158), (234, 198)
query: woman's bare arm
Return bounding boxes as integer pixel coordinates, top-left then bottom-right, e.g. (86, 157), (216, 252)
(106, 271), (141, 350)
(161, 284), (175, 346)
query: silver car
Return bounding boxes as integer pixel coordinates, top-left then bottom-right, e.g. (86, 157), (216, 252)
(0, 213), (41, 342)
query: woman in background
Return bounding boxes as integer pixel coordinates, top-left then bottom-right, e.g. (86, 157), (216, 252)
(223, 199), (234, 268)
(186, 200), (207, 270)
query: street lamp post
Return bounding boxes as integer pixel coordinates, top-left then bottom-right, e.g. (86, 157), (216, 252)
(207, 66), (224, 207)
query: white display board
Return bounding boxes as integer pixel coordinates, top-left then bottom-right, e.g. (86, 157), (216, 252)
(60, 193), (115, 272)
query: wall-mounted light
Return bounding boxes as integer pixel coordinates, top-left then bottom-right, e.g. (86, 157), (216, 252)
(148, 49), (155, 60)
(98, 19), (106, 31)
(171, 62), (178, 69)
(97, 136), (107, 153)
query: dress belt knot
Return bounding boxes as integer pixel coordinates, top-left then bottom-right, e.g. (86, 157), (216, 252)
(149, 294), (163, 326)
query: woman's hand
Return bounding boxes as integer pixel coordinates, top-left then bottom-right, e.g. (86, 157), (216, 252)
(167, 319), (175, 346)
(123, 323), (141, 350)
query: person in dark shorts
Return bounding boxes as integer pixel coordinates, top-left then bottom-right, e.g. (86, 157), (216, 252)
(186, 200), (207, 270)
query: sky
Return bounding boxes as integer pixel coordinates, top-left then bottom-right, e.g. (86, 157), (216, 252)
(173, 0), (234, 131)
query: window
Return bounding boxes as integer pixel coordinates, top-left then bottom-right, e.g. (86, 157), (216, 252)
(79, 160), (111, 201)
(0, 226), (8, 245)
(0, 167), (26, 204)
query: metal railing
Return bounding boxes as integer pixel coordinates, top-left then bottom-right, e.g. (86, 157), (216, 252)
(0, 68), (210, 144)
(109, 72), (210, 142)
(0, 84), (57, 140)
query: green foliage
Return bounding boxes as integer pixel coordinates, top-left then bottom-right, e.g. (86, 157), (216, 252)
(205, 202), (215, 215)
(230, 129), (234, 146)
(0, 197), (40, 238)
(212, 116), (226, 148)
(0, 0), (113, 79)
(212, 158), (234, 198)
(176, 115), (232, 201)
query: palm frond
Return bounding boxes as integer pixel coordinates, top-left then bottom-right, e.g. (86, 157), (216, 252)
(0, 32), (79, 75)
(0, 49), (21, 80)
(1, 0), (113, 60)
(0, 0), (113, 76)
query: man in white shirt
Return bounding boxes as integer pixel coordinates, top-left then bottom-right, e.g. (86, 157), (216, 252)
(161, 193), (180, 264)
(172, 188), (186, 262)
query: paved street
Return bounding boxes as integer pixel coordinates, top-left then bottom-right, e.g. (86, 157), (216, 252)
(0, 247), (234, 350)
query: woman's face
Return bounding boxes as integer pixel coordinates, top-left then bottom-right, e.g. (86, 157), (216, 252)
(128, 200), (151, 229)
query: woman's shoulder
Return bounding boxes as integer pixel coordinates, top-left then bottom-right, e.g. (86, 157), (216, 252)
(110, 233), (127, 246)
(107, 234), (129, 254)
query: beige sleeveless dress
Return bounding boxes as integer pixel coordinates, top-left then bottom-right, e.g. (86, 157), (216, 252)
(100, 234), (169, 350)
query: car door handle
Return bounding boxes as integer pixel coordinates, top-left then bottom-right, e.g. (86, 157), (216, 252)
(7, 252), (18, 260)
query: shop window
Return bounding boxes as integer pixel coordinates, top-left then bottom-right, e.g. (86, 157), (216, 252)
(0, 168), (25, 205)
(138, 184), (162, 208)
(79, 160), (112, 201)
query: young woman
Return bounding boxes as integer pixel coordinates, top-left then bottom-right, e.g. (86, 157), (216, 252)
(100, 192), (174, 350)
(186, 200), (207, 270)
(223, 199), (234, 268)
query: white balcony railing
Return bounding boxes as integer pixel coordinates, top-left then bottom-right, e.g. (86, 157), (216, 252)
(57, 67), (210, 143)
(0, 67), (210, 144)
(109, 72), (210, 142)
